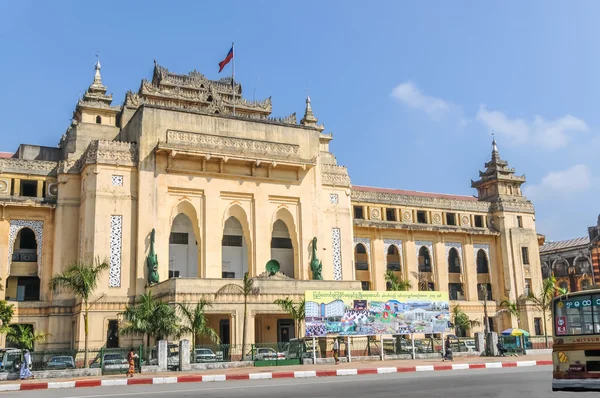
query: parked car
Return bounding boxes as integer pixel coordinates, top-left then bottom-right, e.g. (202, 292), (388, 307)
(248, 347), (286, 360)
(46, 356), (76, 370)
(89, 353), (128, 370)
(195, 348), (217, 362)
(0, 349), (22, 371)
(148, 344), (180, 370)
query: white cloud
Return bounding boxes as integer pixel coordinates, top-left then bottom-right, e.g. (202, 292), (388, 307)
(391, 82), (449, 119)
(525, 164), (592, 200)
(533, 115), (589, 150)
(476, 105), (529, 144)
(475, 105), (588, 150)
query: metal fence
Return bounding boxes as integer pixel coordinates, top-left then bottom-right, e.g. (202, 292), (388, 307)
(0, 346), (154, 374)
(192, 344), (244, 363)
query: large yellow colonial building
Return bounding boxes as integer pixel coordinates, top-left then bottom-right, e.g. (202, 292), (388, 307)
(0, 60), (545, 350)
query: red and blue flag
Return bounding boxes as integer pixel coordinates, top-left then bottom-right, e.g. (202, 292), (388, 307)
(218, 46), (234, 73)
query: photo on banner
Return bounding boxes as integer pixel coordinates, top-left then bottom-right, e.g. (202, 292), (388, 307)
(304, 290), (451, 337)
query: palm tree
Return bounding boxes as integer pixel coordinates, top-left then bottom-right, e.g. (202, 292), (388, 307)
(120, 291), (182, 347)
(526, 276), (558, 348)
(49, 257), (109, 367)
(497, 300), (521, 328)
(385, 270), (412, 291)
(273, 297), (305, 338)
(216, 272), (258, 358)
(177, 299), (219, 349)
(6, 324), (50, 351)
(451, 305), (481, 336)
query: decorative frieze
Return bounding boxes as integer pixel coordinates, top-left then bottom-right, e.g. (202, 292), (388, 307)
(7, 220), (43, 274)
(0, 159), (57, 176)
(58, 141), (138, 174)
(321, 164), (350, 187)
(109, 216), (123, 288)
(351, 189), (491, 212)
(167, 130), (299, 155)
(332, 228), (342, 281)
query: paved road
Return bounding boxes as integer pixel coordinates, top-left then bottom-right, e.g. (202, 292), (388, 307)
(4, 366), (595, 398)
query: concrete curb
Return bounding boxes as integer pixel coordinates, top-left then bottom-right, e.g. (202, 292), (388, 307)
(0, 360), (553, 392)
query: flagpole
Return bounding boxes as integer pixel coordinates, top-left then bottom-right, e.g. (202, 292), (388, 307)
(232, 42), (236, 116)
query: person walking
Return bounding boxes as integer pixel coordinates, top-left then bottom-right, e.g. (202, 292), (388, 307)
(332, 338), (340, 365)
(442, 337), (453, 362)
(19, 350), (34, 380)
(126, 348), (138, 377)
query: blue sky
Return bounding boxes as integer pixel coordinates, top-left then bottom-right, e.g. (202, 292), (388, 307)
(1, 1), (598, 241)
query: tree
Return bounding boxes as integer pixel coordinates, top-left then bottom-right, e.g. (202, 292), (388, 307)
(216, 272), (258, 358)
(526, 276), (558, 348)
(451, 305), (481, 337)
(178, 299), (219, 349)
(0, 300), (14, 334)
(120, 291), (182, 347)
(49, 257), (109, 368)
(385, 270), (412, 291)
(497, 300), (521, 328)
(273, 297), (305, 338)
(6, 324), (50, 350)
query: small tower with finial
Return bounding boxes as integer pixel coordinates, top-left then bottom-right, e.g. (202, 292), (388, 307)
(300, 94), (324, 131)
(471, 136), (527, 201)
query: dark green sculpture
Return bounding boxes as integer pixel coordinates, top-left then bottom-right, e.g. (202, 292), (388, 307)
(147, 228), (159, 285)
(310, 237), (323, 280)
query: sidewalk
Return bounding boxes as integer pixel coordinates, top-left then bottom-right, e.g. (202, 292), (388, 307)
(0, 354), (552, 392)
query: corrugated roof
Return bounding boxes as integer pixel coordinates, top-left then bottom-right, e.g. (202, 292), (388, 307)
(540, 237), (589, 253)
(352, 185), (479, 202)
(0, 152), (13, 158)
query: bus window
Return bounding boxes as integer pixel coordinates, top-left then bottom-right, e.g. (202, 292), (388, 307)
(554, 294), (600, 335)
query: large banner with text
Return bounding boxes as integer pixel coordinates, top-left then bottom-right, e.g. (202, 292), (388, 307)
(304, 290), (450, 337)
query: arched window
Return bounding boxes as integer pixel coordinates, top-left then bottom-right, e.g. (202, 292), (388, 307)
(554, 260), (568, 277)
(207, 95), (213, 102)
(222, 216), (248, 278)
(386, 245), (401, 272)
(448, 248), (461, 273)
(418, 246), (431, 273)
(581, 279), (591, 291)
(575, 257), (591, 274)
(541, 262), (551, 279)
(169, 213), (198, 278)
(95, 115), (102, 124)
(559, 281), (569, 292)
(355, 244), (368, 270)
(270, 220), (294, 278)
(476, 250), (489, 274)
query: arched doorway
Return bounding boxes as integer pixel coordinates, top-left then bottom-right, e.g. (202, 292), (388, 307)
(169, 213), (198, 278)
(222, 216), (248, 278)
(270, 220), (294, 278)
(6, 228), (40, 301)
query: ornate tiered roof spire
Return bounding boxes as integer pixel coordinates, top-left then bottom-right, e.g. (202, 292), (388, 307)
(80, 55), (113, 107)
(471, 136), (527, 201)
(300, 95), (324, 131)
